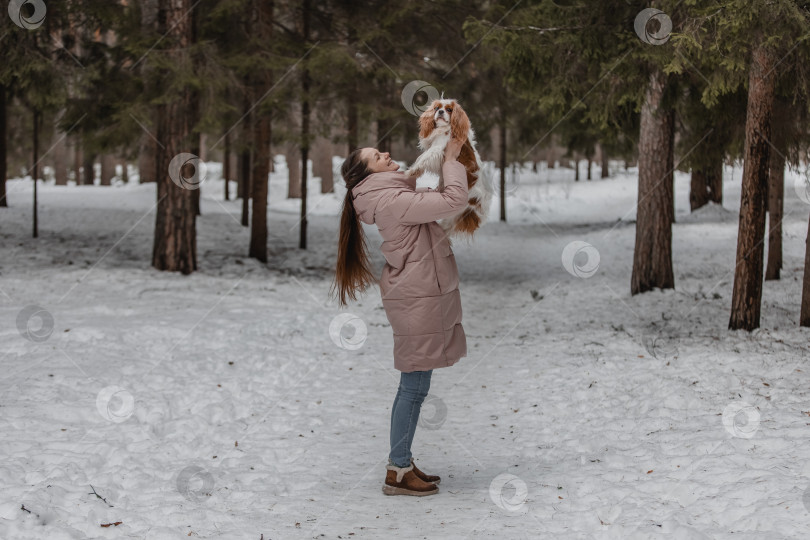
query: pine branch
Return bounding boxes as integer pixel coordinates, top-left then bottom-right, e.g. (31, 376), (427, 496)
(88, 485), (114, 507)
(20, 504), (40, 518)
(483, 23), (584, 34)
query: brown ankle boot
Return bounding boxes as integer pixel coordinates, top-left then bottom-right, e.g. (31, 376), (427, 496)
(410, 458), (440, 485)
(382, 463), (439, 496)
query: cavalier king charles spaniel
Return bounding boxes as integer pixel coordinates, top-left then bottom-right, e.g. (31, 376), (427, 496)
(405, 98), (491, 238)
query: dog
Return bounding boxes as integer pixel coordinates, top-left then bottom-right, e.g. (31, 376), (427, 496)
(405, 98), (491, 238)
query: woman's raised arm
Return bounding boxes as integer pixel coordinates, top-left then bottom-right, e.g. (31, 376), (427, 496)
(385, 157), (468, 225)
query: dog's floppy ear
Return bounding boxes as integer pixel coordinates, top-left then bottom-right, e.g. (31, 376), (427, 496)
(419, 100), (439, 139)
(450, 101), (470, 141)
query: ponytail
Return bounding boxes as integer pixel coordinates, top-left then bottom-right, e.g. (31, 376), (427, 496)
(330, 149), (378, 307)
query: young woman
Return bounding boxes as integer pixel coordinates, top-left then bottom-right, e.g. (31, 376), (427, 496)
(330, 139), (468, 496)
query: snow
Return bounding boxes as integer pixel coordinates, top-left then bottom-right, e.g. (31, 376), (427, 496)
(1, 158), (810, 539)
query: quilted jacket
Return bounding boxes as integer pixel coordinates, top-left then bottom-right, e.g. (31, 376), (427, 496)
(351, 160), (469, 372)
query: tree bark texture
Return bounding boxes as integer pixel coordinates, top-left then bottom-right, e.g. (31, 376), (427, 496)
(729, 44), (776, 330)
(631, 68), (675, 295)
(151, 0), (198, 274)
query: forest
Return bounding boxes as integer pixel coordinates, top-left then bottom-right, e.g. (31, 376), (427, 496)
(3, 0), (810, 329)
(3, 1), (810, 538)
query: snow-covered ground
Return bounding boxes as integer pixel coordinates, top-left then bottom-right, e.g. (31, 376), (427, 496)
(1, 158), (810, 539)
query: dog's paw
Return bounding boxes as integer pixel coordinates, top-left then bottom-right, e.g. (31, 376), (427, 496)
(404, 168), (419, 178)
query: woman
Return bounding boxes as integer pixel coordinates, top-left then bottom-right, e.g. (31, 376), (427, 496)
(330, 138), (468, 496)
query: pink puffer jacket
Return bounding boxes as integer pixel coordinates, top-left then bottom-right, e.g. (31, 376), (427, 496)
(351, 160), (469, 372)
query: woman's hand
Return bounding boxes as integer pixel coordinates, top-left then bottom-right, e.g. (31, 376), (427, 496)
(444, 138), (464, 163)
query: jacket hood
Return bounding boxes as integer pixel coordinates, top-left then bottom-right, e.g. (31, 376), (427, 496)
(351, 170), (416, 225)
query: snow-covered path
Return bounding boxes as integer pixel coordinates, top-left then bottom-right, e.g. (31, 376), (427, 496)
(1, 162), (810, 539)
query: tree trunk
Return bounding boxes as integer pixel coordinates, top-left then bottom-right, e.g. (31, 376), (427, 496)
(377, 120), (389, 153)
(240, 147), (250, 227)
(690, 168), (709, 211)
(587, 157), (592, 180)
(152, 0), (197, 274)
(0, 84), (6, 208)
(198, 133), (207, 161)
(190, 22), (201, 218)
(801, 212), (810, 326)
(73, 137), (82, 185)
(100, 154), (115, 185)
(286, 144), (301, 198)
(631, 69), (675, 295)
(240, 82), (252, 227)
(33, 110), (40, 238)
(574, 157), (579, 181)
(313, 137), (334, 193)
(223, 131), (230, 201)
(249, 0), (273, 262)
(345, 3), (359, 155)
(53, 121), (69, 186)
(667, 118), (676, 227)
(708, 160), (723, 204)
(600, 145), (609, 178)
(729, 44), (776, 331)
(765, 148), (785, 281)
(82, 153), (95, 185)
(250, 117), (270, 260)
(191, 134), (201, 216)
(237, 148), (244, 198)
(121, 160), (129, 183)
(377, 118), (391, 153)
(499, 116), (507, 222)
(299, 0), (310, 250)
(690, 158), (723, 211)
(347, 84), (358, 154)
(138, 131), (157, 183)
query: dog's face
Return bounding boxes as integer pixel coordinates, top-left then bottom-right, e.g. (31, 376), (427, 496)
(419, 99), (470, 142)
(432, 99), (454, 126)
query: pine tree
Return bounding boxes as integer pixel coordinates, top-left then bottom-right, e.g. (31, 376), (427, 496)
(763, 96), (804, 281)
(0, 1), (69, 222)
(632, 66), (676, 293)
(467, 0), (686, 293)
(151, 0), (199, 273)
(680, 85), (745, 212)
(681, 0), (810, 329)
(248, 0), (274, 262)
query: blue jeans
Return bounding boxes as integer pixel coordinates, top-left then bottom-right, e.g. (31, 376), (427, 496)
(389, 370), (433, 468)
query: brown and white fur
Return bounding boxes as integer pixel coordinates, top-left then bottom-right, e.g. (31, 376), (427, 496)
(405, 99), (491, 239)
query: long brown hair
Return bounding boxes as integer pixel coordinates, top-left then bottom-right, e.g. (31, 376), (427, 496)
(330, 149), (378, 307)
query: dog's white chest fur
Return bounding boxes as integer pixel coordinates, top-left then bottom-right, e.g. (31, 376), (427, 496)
(404, 124), (492, 239)
(412, 126), (453, 182)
